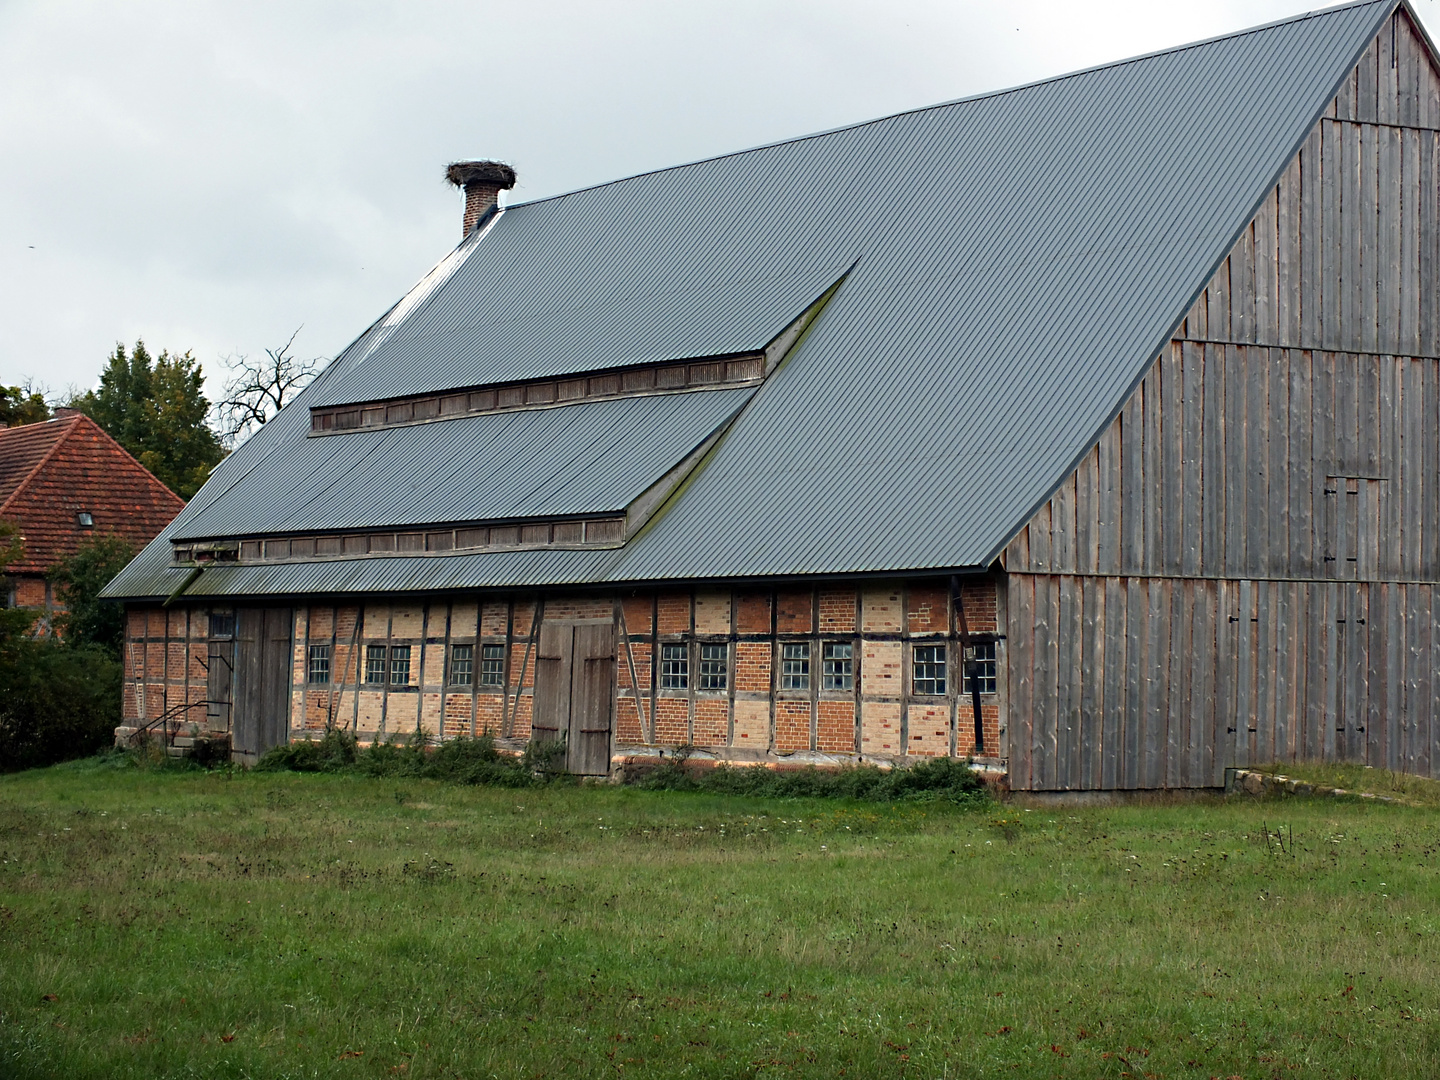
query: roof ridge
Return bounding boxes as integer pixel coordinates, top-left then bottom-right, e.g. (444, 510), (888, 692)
(0, 418), (76, 517)
(504, 0), (1394, 213)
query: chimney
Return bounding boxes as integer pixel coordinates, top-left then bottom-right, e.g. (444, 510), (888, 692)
(445, 160), (517, 237)
(53, 407), (82, 420)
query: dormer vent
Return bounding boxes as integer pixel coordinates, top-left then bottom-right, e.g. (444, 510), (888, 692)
(445, 160), (516, 236)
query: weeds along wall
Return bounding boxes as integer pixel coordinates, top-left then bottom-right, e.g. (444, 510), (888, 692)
(119, 577), (1004, 764)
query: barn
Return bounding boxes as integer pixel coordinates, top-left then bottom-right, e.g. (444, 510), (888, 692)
(106, 0), (1440, 789)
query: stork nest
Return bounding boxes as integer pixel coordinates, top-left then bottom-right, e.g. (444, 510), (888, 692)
(445, 160), (517, 189)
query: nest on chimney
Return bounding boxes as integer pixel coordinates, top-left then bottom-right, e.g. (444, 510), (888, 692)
(445, 160), (517, 189)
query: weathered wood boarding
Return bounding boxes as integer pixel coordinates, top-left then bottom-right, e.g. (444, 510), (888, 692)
(1005, 10), (1440, 789)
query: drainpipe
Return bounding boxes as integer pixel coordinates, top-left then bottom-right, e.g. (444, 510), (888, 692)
(951, 575), (984, 756)
(163, 566), (204, 608)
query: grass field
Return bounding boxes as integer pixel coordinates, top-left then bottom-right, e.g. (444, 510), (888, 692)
(2, 759), (1438, 1079)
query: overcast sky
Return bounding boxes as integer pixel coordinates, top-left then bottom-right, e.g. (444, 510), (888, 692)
(2, 0), (1435, 398)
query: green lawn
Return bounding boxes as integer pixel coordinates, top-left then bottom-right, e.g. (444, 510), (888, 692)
(2, 760), (1438, 1079)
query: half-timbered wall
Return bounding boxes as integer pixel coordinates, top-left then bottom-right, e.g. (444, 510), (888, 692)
(1005, 11), (1440, 789)
(262, 579), (1001, 761)
(284, 597), (557, 743)
(613, 581), (1002, 760)
(120, 607), (210, 732)
(122, 578), (1005, 766)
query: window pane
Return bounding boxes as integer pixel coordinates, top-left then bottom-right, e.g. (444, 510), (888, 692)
(699, 642), (727, 690)
(307, 644), (331, 685)
(912, 644), (946, 696)
(449, 644), (473, 686)
(822, 641), (853, 690)
(389, 645), (411, 686)
(660, 643), (688, 689)
(781, 642), (810, 690)
(365, 644), (388, 685)
(480, 643), (506, 687)
(962, 641), (998, 695)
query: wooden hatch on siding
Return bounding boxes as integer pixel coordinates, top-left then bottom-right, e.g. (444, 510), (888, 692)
(531, 620), (616, 775)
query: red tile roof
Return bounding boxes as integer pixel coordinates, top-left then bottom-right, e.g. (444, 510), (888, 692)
(0, 415), (185, 575)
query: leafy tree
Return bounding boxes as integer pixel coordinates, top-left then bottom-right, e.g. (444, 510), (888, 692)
(0, 383), (50, 427)
(0, 522), (121, 771)
(0, 522), (35, 645)
(48, 534), (135, 658)
(72, 340), (227, 499)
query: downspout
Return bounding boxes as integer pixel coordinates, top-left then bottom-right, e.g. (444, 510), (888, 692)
(951, 575), (984, 756)
(163, 566), (204, 608)
(328, 607), (362, 731)
(504, 597), (544, 738)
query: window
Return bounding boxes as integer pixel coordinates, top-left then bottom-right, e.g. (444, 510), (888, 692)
(76, 511), (94, 528)
(962, 641), (998, 695)
(208, 612), (235, 638)
(781, 642), (810, 690)
(822, 641), (853, 691)
(307, 644), (331, 684)
(389, 645), (411, 686)
(365, 645), (388, 684)
(912, 644), (946, 695)
(660, 643), (688, 688)
(699, 643), (727, 690)
(480, 643), (506, 687)
(449, 644), (473, 686)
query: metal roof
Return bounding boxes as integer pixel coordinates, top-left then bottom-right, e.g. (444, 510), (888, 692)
(107, 0), (1398, 600)
(172, 387), (753, 539)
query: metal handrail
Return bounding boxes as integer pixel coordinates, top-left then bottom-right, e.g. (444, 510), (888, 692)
(127, 698), (224, 749)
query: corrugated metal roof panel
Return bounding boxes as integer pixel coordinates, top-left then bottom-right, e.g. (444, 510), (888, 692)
(105, 0), (1396, 600)
(172, 387), (753, 539)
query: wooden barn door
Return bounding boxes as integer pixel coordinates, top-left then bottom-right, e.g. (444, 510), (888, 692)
(532, 620), (615, 775)
(231, 607), (293, 763)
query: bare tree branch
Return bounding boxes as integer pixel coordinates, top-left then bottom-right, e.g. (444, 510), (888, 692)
(217, 326), (324, 442)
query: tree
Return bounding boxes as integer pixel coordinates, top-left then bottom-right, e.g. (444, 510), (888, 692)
(0, 522), (121, 771)
(0, 381), (50, 427)
(48, 534), (135, 658)
(216, 327), (323, 442)
(72, 340), (227, 499)
(0, 522), (34, 644)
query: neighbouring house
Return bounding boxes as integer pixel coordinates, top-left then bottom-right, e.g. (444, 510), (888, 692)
(1, 410), (185, 629)
(104, 0), (1440, 786)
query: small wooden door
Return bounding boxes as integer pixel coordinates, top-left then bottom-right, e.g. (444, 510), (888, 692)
(206, 612), (235, 733)
(532, 620), (615, 775)
(231, 607), (293, 762)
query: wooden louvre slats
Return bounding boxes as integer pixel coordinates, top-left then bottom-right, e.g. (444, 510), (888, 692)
(309, 352), (764, 435)
(175, 516), (628, 565)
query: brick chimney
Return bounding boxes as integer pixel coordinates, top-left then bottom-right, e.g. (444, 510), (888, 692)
(445, 160), (517, 237)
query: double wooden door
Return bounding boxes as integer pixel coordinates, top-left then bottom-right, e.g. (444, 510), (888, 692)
(532, 620), (615, 775)
(231, 607), (293, 763)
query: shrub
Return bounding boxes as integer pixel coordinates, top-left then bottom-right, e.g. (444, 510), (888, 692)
(0, 640), (122, 771)
(634, 748), (989, 805)
(257, 728), (546, 788)
(252, 728), (987, 804)
(255, 728), (358, 773)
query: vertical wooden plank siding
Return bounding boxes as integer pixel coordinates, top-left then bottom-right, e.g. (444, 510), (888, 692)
(1001, 22), (1440, 789)
(1078, 577), (1100, 789)
(1100, 577), (1126, 790)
